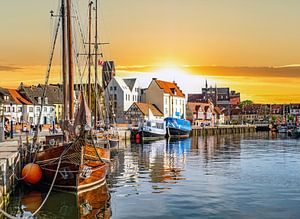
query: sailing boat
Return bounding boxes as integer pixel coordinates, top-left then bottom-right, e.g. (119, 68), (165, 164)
(31, 0), (110, 191)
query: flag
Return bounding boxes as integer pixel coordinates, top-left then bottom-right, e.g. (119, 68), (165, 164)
(98, 60), (104, 66)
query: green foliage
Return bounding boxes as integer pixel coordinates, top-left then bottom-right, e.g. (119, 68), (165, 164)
(239, 100), (253, 108)
(288, 115), (294, 121)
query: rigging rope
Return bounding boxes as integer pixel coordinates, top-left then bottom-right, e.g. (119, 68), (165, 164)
(32, 8), (62, 148)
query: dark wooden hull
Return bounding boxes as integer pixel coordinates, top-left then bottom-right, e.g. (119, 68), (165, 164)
(35, 144), (110, 191)
(140, 130), (166, 140)
(166, 127), (190, 138)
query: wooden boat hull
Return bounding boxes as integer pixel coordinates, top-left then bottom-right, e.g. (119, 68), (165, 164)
(35, 144), (110, 191)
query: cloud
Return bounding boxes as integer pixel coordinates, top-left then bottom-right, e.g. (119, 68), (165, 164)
(0, 65), (22, 72)
(116, 65), (300, 78)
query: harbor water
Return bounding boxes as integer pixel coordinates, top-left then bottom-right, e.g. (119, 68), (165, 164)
(5, 132), (300, 218)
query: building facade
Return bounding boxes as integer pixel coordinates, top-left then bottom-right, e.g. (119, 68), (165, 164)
(145, 78), (186, 119)
(106, 77), (141, 123)
(125, 102), (164, 125)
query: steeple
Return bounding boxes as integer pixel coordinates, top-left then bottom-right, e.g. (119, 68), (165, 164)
(215, 83), (217, 106)
(205, 79), (208, 90)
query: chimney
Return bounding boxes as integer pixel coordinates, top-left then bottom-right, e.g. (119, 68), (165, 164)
(152, 78), (157, 80)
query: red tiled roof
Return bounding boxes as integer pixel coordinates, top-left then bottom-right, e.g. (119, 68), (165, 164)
(155, 80), (185, 97)
(134, 102), (163, 117)
(8, 89), (32, 105)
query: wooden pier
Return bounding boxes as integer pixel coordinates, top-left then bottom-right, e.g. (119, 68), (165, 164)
(191, 125), (257, 137)
(0, 141), (20, 210)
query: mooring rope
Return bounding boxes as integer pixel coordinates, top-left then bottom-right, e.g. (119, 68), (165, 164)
(31, 155), (62, 217)
(0, 150), (63, 219)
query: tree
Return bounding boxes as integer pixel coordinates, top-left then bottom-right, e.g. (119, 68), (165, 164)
(239, 100), (253, 108)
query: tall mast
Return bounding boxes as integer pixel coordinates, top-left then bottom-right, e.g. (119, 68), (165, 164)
(66, 0), (74, 121)
(61, 0), (68, 123)
(88, 1), (93, 109)
(94, 0), (98, 128)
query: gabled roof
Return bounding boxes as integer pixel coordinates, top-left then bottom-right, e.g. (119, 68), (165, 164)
(187, 102), (211, 113)
(18, 83), (62, 105)
(7, 89), (32, 105)
(133, 102), (163, 117)
(154, 79), (185, 97)
(0, 87), (9, 96)
(113, 77), (130, 91)
(123, 78), (136, 91)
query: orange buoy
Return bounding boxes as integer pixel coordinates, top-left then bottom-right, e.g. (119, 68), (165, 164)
(22, 163), (42, 185)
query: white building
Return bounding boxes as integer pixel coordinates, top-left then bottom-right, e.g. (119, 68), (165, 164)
(0, 88), (33, 123)
(106, 77), (141, 123)
(17, 84), (59, 125)
(145, 78), (186, 119)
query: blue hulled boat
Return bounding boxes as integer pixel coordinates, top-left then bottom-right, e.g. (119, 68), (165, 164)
(165, 117), (191, 138)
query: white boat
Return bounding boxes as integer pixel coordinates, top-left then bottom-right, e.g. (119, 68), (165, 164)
(139, 120), (166, 140)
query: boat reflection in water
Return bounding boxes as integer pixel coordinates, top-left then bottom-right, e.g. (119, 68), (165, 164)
(10, 183), (111, 219)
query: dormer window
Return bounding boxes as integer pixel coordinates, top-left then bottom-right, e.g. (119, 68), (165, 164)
(4, 95), (9, 101)
(38, 97), (42, 104)
(45, 97), (48, 104)
(170, 88), (176, 95)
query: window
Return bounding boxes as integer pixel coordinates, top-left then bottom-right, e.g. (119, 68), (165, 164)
(45, 97), (48, 104)
(18, 107), (22, 113)
(114, 102), (117, 108)
(114, 86), (117, 91)
(114, 94), (117, 100)
(128, 95), (130, 101)
(36, 107), (41, 112)
(44, 107), (47, 112)
(110, 87), (112, 91)
(29, 107), (33, 112)
(12, 107), (15, 112)
(4, 96), (9, 101)
(38, 97), (42, 104)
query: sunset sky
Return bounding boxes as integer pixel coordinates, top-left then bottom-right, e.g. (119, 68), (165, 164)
(1, 0), (300, 103)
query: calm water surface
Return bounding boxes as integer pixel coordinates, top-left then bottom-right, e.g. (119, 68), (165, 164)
(7, 132), (300, 218)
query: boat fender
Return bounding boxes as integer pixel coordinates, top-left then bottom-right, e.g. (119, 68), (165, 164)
(22, 163), (42, 185)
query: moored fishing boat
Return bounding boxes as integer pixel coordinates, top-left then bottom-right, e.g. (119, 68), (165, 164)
(139, 120), (166, 140)
(24, 0), (111, 192)
(165, 117), (191, 138)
